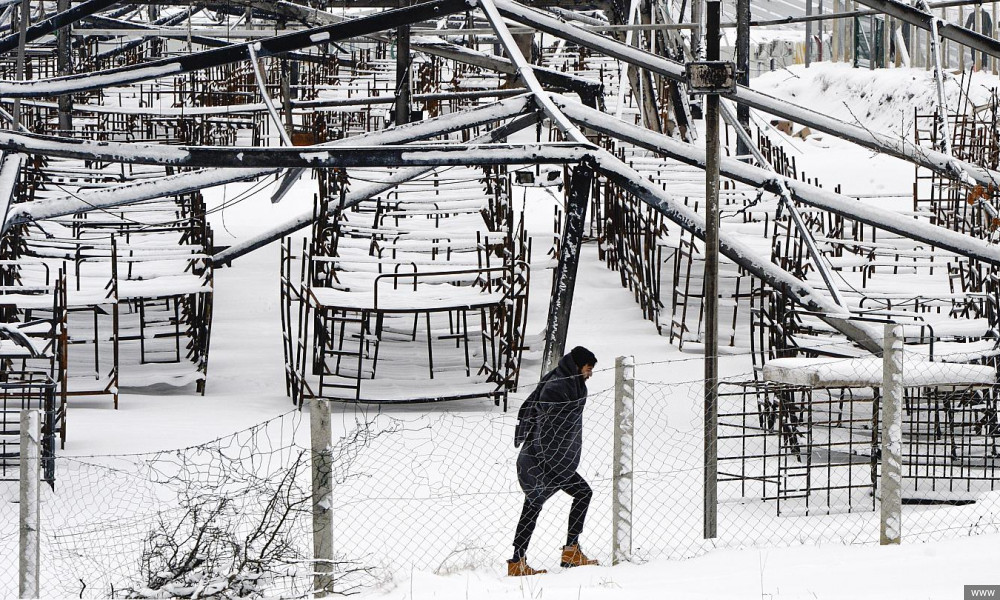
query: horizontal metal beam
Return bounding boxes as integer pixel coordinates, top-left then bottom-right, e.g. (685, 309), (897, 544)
(0, 0), (472, 98)
(495, 0), (1000, 189)
(0, 135), (591, 167)
(212, 111), (543, 267)
(4, 88), (531, 117)
(556, 97), (1000, 267)
(3, 94), (536, 230)
(0, 0), (119, 55)
(187, 0), (603, 98)
(591, 151), (884, 354)
(127, 0), (612, 10)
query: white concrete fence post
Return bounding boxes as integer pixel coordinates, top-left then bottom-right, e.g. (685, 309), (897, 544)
(880, 324), (903, 545)
(310, 398), (334, 596)
(613, 355), (635, 564)
(19, 409), (41, 599)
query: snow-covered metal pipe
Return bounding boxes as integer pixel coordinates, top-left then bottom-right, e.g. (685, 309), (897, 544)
(918, 0), (954, 159)
(477, 0), (589, 144)
(3, 95), (535, 231)
(214, 112), (544, 266)
(0, 151), (25, 227)
(555, 96), (1000, 267)
(0, 134), (590, 168)
(718, 98), (847, 308)
(592, 148), (884, 352)
(0, 0), (474, 98)
(246, 43), (293, 147)
(494, 0), (1000, 189)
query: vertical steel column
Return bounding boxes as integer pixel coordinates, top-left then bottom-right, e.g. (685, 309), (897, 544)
(282, 58), (293, 133)
(833, 0), (842, 61)
(735, 0), (751, 160)
(703, 0), (721, 541)
(691, 0), (704, 59)
(12, 0), (30, 126)
(395, 25), (412, 125)
(310, 398), (334, 596)
(541, 163), (593, 374)
(56, 0), (73, 133)
(806, 0), (813, 67)
(880, 324), (903, 545)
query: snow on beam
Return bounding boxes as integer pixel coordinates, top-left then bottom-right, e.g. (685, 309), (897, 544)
(180, 0), (603, 99)
(0, 0), (473, 98)
(3, 95), (536, 231)
(555, 98), (1000, 267)
(494, 0), (1000, 189)
(3, 89), (529, 117)
(592, 150), (885, 354)
(411, 37), (603, 99)
(478, 0), (589, 144)
(214, 167), (436, 268)
(213, 111), (544, 266)
(0, 152), (25, 226)
(0, 133), (590, 167)
(5, 167), (266, 231)
(764, 356), (996, 387)
(0, 0), (119, 55)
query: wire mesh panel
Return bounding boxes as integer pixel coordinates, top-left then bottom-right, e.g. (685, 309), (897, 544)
(23, 413), (312, 599)
(0, 373), (58, 485)
(1, 358), (1000, 597)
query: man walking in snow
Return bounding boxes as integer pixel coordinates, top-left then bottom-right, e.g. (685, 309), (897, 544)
(508, 346), (600, 576)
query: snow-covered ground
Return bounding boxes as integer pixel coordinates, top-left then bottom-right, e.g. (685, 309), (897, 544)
(26, 62), (1000, 598)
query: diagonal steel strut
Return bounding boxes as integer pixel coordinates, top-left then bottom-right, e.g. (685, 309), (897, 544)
(492, 0), (1000, 189)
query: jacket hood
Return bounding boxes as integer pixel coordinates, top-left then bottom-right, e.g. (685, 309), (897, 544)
(557, 352), (583, 377)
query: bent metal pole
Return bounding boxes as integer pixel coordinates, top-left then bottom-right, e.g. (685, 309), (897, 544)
(492, 0), (1000, 189)
(553, 97), (1000, 268)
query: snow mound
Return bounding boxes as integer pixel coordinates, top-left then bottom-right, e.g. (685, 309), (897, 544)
(752, 62), (1000, 138)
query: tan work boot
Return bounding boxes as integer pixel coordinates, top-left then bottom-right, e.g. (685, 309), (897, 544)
(507, 558), (547, 577)
(560, 544), (599, 568)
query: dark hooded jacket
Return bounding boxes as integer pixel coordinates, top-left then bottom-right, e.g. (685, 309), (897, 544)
(514, 352), (589, 492)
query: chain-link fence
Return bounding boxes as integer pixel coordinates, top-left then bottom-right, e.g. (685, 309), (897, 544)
(3, 351), (1000, 597)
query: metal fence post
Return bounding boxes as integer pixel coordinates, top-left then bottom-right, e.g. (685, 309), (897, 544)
(19, 409), (40, 599)
(612, 356), (635, 564)
(310, 398), (334, 596)
(880, 324), (903, 545)
(703, 0), (722, 541)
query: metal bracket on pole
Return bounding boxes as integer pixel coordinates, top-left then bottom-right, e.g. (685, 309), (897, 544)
(685, 61), (736, 94)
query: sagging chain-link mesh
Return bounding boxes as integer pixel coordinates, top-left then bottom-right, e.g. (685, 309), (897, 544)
(3, 354), (1000, 597)
(0, 412), (316, 599)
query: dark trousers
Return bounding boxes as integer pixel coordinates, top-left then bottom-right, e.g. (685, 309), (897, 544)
(512, 471), (592, 561)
